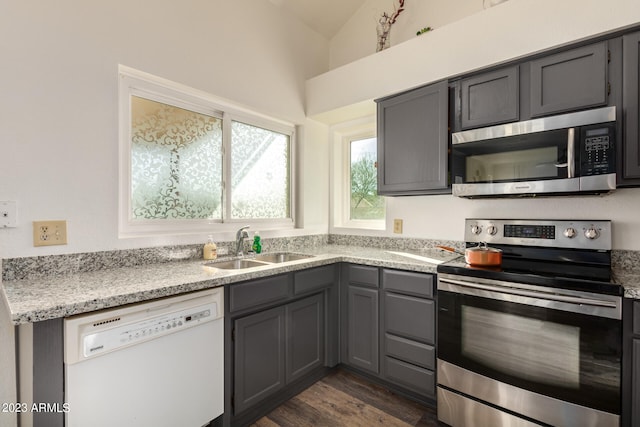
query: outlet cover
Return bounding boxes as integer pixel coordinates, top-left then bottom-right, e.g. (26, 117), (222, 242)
(393, 219), (403, 234)
(33, 220), (68, 247)
(0, 201), (17, 228)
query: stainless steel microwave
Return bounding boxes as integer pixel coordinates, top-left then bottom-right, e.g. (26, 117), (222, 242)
(451, 106), (616, 198)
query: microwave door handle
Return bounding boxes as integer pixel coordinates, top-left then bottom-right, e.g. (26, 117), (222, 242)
(567, 127), (576, 178)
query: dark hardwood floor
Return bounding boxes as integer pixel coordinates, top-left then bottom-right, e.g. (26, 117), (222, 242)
(251, 369), (444, 427)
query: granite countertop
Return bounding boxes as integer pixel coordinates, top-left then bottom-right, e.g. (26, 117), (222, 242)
(3, 244), (640, 325)
(1, 245), (458, 325)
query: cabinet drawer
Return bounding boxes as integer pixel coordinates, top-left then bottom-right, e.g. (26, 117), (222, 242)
(634, 301), (640, 335)
(384, 293), (435, 344)
(229, 274), (290, 313)
(346, 264), (379, 288)
(382, 269), (433, 298)
(385, 334), (434, 370)
(294, 265), (335, 295)
(384, 356), (435, 397)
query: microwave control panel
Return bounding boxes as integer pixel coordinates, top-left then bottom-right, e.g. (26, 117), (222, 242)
(580, 124), (615, 175)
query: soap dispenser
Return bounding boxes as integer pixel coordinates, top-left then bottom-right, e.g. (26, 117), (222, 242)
(203, 235), (217, 260)
(252, 232), (262, 254)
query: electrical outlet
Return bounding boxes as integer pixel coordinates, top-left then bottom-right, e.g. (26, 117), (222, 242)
(33, 220), (68, 247)
(393, 218), (403, 234)
(0, 201), (17, 228)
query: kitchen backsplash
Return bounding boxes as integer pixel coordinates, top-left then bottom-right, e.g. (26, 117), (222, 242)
(3, 233), (639, 281)
(2, 234), (330, 281)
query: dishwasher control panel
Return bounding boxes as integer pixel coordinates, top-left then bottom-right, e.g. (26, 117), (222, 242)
(64, 288), (223, 364)
(82, 303), (215, 359)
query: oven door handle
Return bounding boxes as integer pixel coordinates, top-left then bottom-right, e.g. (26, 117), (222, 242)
(438, 277), (618, 309)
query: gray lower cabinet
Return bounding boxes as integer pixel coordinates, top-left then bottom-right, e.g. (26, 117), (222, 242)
(341, 264), (380, 374)
(286, 293), (324, 383)
(632, 301), (640, 425)
(233, 292), (324, 413)
(227, 266), (337, 425)
(622, 31), (640, 182)
(460, 65), (519, 129)
(376, 80), (449, 195)
(381, 269), (436, 399)
(529, 42), (609, 117)
(340, 264), (436, 402)
(633, 339), (640, 425)
(234, 305), (286, 414)
(346, 285), (379, 373)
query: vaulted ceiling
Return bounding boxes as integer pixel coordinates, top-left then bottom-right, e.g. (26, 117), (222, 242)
(269, 0), (368, 39)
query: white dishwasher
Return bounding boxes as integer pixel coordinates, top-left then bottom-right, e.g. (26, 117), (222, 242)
(64, 287), (224, 427)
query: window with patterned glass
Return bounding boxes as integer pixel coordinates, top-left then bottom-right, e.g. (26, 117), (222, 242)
(130, 96), (223, 221)
(231, 121), (290, 219)
(119, 66), (294, 237)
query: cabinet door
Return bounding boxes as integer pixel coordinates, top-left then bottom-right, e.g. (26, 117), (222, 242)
(623, 32), (640, 180)
(286, 294), (324, 383)
(461, 66), (519, 129)
(530, 42), (608, 117)
(347, 285), (379, 373)
(376, 80), (449, 195)
(634, 339), (640, 424)
(234, 306), (286, 414)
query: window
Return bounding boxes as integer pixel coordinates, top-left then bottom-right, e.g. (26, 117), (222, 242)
(230, 121), (290, 219)
(349, 137), (384, 221)
(330, 118), (385, 231)
(119, 66), (295, 237)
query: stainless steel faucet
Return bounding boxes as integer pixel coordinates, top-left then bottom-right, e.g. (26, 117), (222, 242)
(235, 225), (250, 256)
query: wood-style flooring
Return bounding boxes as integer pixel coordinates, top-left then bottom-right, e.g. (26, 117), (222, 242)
(251, 369), (444, 427)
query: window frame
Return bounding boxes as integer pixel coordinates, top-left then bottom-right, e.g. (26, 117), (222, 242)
(330, 117), (385, 232)
(118, 65), (296, 238)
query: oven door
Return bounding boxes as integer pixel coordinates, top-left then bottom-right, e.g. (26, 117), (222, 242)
(437, 274), (622, 426)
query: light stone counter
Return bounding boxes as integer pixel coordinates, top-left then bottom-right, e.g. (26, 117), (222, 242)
(4, 243), (640, 325)
(1, 246), (458, 325)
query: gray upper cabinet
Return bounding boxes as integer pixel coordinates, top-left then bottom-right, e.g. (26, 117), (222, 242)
(529, 42), (609, 117)
(622, 31), (640, 181)
(460, 66), (519, 129)
(376, 80), (449, 195)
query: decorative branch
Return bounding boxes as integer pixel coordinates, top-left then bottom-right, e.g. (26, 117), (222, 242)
(388, 0), (405, 25)
(376, 0), (406, 52)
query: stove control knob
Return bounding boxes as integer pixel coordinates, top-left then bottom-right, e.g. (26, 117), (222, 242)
(471, 225), (482, 235)
(563, 227), (576, 238)
(584, 227), (600, 240)
(487, 225), (498, 236)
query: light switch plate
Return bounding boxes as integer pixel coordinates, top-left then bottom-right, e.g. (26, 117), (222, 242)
(0, 201), (17, 228)
(33, 220), (68, 246)
(393, 218), (403, 234)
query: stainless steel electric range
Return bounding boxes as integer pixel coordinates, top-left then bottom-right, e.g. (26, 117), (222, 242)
(436, 219), (622, 427)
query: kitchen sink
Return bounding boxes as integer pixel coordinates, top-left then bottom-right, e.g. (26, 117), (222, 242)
(204, 259), (267, 270)
(204, 252), (315, 270)
(253, 252), (314, 263)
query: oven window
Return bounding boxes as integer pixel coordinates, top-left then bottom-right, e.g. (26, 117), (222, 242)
(438, 291), (621, 415)
(462, 306), (580, 389)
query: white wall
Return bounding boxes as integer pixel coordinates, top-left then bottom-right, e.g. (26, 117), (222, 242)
(0, 0), (331, 259)
(317, 0), (640, 251)
(330, 0), (483, 69)
(308, 0), (640, 115)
